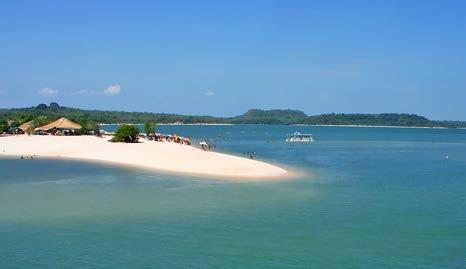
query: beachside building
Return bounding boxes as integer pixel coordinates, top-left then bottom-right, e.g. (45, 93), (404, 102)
(35, 117), (82, 135)
(18, 121), (35, 134)
(6, 121), (34, 135)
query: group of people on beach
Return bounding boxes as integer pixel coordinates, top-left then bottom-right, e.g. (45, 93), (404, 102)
(145, 133), (191, 145)
(243, 151), (257, 159)
(143, 133), (219, 152)
(36, 129), (78, 136)
(199, 140), (214, 151)
(20, 155), (36, 160)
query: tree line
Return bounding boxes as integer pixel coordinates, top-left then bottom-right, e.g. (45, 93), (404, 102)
(1, 103), (465, 130)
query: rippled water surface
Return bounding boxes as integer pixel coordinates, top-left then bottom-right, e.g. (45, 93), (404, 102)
(1, 125), (465, 268)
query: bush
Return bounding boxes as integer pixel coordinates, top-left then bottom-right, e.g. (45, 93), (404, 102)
(144, 121), (156, 135)
(75, 119), (100, 135)
(0, 120), (9, 132)
(111, 124), (140, 143)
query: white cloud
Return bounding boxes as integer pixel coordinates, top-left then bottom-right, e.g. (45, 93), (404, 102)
(104, 84), (121, 95)
(39, 87), (58, 97)
(204, 91), (216, 97)
(72, 85), (121, 96)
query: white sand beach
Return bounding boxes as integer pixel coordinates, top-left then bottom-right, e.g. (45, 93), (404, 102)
(0, 135), (289, 179)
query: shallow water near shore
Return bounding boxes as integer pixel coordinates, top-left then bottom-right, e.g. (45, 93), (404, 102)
(1, 125), (465, 268)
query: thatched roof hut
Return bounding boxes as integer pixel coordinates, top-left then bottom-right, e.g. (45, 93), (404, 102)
(18, 121), (35, 132)
(35, 117), (82, 131)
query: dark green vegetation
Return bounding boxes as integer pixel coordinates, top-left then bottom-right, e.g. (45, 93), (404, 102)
(111, 125), (140, 143)
(1, 103), (465, 128)
(76, 119), (100, 135)
(0, 120), (8, 132)
(304, 113), (453, 127)
(144, 122), (156, 135)
(230, 109), (308, 124)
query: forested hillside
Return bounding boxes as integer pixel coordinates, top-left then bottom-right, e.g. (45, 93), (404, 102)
(1, 103), (465, 130)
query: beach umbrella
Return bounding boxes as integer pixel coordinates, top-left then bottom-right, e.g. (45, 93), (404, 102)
(35, 117), (82, 131)
(18, 121), (35, 132)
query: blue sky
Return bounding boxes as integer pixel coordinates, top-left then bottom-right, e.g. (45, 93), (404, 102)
(1, 1), (465, 120)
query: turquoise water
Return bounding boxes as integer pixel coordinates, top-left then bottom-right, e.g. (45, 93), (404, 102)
(1, 125), (465, 268)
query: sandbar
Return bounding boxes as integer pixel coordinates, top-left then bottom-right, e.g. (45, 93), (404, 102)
(0, 135), (289, 179)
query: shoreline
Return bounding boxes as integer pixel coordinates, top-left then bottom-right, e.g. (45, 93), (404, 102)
(292, 124), (450, 129)
(99, 123), (234, 126)
(0, 135), (289, 180)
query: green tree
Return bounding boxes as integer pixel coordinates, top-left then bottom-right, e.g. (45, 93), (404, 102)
(19, 114), (35, 124)
(86, 121), (100, 132)
(32, 116), (50, 128)
(144, 121), (156, 135)
(0, 120), (9, 132)
(111, 125), (140, 143)
(9, 119), (20, 128)
(75, 119), (100, 135)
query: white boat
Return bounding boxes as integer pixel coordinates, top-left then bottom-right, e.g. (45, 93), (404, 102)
(286, 132), (314, 142)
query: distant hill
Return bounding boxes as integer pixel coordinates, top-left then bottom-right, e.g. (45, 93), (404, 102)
(231, 109), (307, 124)
(1, 103), (465, 129)
(0, 104), (225, 125)
(232, 110), (465, 128)
(305, 113), (433, 127)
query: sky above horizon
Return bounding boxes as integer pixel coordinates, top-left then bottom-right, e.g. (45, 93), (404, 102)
(1, 1), (465, 120)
